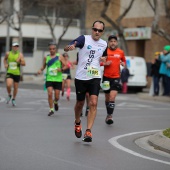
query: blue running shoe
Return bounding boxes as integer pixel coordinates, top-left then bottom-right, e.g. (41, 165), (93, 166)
(12, 99), (16, 106)
(6, 95), (12, 104)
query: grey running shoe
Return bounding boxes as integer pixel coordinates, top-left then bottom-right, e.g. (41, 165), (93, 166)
(6, 95), (12, 104)
(105, 114), (114, 125)
(48, 109), (54, 116)
(12, 99), (16, 106)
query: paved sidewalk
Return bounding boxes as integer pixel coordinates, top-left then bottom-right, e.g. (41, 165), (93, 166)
(137, 92), (170, 103)
(148, 131), (170, 154)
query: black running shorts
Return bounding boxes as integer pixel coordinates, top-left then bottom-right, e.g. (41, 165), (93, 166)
(46, 81), (62, 90)
(102, 76), (121, 93)
(6, 73), (20, 83)
(75, 78), (101, 101)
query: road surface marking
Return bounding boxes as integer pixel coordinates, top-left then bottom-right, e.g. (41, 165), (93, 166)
(117, 102), (152, 108)
(0, 97), (5, 103)
(9, 108), (34, 110)
(109, 130), (170, 165)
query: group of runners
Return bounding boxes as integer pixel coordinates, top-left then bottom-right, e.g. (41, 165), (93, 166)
(4, 20), (126, 143)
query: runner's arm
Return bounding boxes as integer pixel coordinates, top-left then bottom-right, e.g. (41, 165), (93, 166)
(59, 55), (68, 72)
(37, 56), (46, 74)
(69, 61), (75, 69)
(16, 53), (26, 66)
(64, 35), (85, 52)
(4, 52), (9, 69)
(120, 51), (126, 67)
(101, 48), (111, 66)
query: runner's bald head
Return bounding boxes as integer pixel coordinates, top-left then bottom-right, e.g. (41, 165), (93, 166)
(48, 42), (57, 48)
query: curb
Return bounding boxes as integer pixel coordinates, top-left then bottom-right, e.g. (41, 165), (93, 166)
(137, 93), (170, 103)
(148, 131), (170, 154)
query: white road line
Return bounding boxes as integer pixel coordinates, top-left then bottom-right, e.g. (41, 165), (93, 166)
(109, 130), (170, 165)
(0, 97), (5, 103)
(9, 108), (34, 111)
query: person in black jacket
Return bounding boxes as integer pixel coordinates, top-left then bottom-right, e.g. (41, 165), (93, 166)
(121, 64), (130, 94)
(151, 52), (161, 96)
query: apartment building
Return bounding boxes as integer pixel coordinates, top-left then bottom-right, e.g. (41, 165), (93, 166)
(85, 0), (170, 63)
(0, 0), (81, 74)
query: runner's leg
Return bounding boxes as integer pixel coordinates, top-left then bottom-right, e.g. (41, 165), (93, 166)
(47, 86), (53, 109)
(61, 80), (65, 96)
(13, 82), (19, 99)
(66, 79), (71, 100)
(86, 94), (98, 130)
(6, 78), (13, 96)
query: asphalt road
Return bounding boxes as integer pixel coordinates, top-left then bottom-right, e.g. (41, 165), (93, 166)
(0, 83), (170, 170)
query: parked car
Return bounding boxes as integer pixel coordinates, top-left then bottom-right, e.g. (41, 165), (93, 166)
(124, 56), (147, 91)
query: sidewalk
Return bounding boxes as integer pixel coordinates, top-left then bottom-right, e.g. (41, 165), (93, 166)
(137, 92), (170, 103)
(148, 131), (170, 154)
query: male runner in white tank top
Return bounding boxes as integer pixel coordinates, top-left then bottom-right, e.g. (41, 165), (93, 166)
(64, 20), (107, 142)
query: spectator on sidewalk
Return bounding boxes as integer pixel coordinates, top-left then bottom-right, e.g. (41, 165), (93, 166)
(121, 64), (130, 94)
(151, 52), (161, 96)
(159, 45), (170, 96)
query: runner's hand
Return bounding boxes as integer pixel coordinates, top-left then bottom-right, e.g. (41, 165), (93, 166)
(16, 57), (21, 63)
(64, 41), (77, 51)
(4, 64), (8, 69)
(37, 70), (42, 75)
(100, 57), (106, 62)
(105, 60), (112, 66)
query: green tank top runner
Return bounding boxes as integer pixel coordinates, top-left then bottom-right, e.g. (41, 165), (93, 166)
(7, 51), (20, 75)
(46, 53), (62, 82)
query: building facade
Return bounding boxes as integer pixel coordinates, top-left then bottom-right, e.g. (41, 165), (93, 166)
(0, 0), (81, 74)
(85, 0), (170, 63)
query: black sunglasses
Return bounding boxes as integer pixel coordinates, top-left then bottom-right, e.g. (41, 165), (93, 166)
(92, 27), (103, 33)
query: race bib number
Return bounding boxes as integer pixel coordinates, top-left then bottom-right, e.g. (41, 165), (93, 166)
(9, 62), (17, 70)
(49, 68), (57, 76)
(87, 66), (100, 78)
(62, 73), (68, 80)
(102, 81), (110, 90)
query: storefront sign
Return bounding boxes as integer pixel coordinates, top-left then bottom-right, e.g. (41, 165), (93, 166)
(124, 27), (151, 40)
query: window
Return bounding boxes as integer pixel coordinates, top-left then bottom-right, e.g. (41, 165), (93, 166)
(37, 38), (52, 51)
(23, 38), (34, 56)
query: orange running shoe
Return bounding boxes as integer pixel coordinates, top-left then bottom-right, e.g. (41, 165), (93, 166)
(82, 129), (92, 142)
(74, 121), (82, 138)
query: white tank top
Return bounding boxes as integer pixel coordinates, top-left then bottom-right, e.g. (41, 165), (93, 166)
(76, 35), (107, 80)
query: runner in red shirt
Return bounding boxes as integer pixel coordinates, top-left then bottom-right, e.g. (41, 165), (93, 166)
(102, 35), (126, 125)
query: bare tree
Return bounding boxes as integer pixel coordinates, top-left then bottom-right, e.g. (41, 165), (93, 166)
(6, 0), (38, 80)
(147, 0), (170, 42)
(0, 0), (8, 24)
(8, 0), (38, 52)
(101, 0), (135, 55)
(39, 0), (82, 49)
